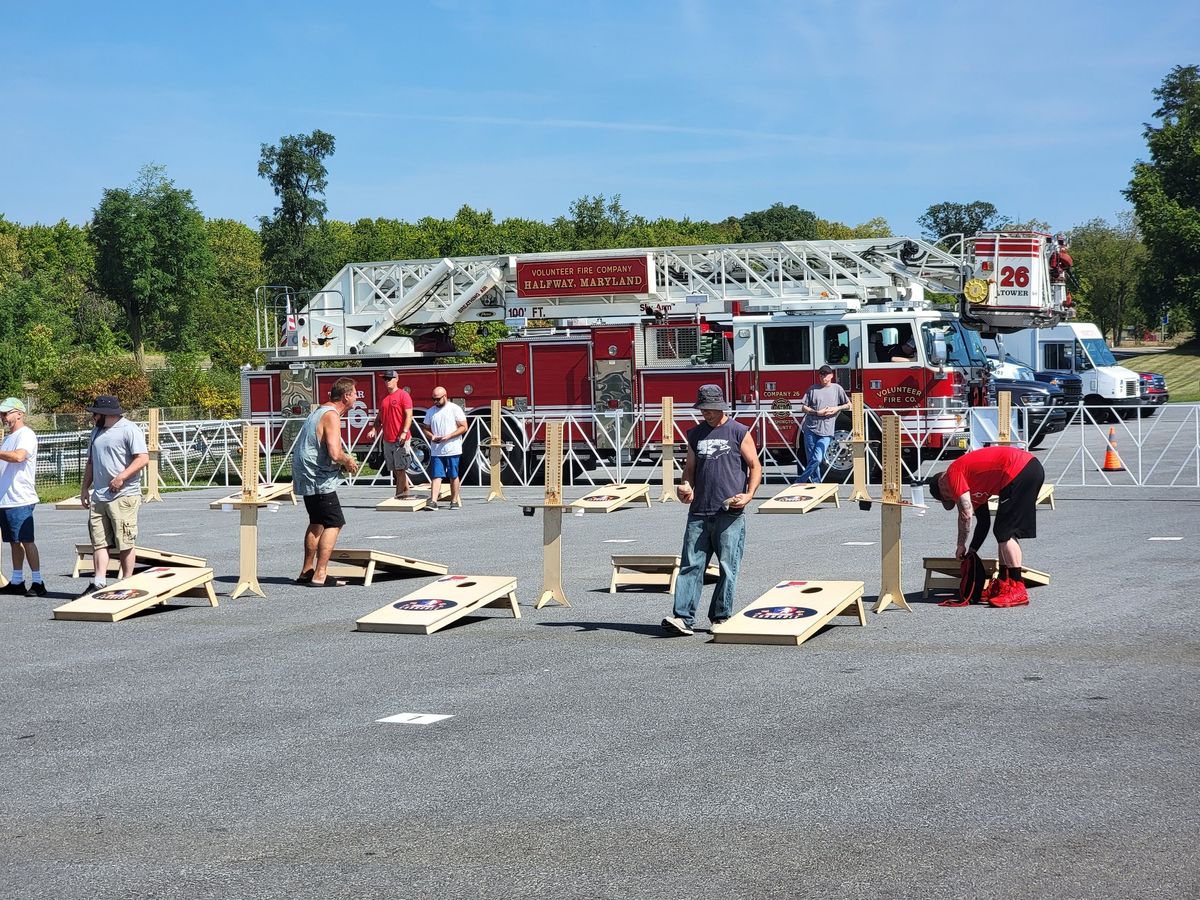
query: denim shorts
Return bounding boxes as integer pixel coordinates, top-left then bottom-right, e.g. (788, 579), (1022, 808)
(430, 455), (461, 480)
(0, 504), (35, 543)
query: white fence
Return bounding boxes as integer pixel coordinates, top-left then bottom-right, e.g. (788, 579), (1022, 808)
(38, 404), (1200, 490)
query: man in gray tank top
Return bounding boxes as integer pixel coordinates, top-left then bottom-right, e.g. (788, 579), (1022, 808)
(293, 377), (361, 587)
(662, 384), (762, 636)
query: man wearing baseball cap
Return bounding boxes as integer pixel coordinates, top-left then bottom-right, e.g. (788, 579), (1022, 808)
(366, 371), (414, 499)
(77, 395), (149, 598)
(0, 398), (45, 597)
(796, 365), (850, 484)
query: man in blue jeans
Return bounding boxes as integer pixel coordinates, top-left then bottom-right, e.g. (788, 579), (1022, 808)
(797, 365), (850, 484)
(662, 384), (762, 636)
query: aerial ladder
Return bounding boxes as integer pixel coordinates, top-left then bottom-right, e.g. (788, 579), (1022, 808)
(255, 233), (1071, 362)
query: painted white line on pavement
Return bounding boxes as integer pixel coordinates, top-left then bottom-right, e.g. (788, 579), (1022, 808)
(1148, 537), (1183, 541)
(843, 541), (875, 546)
(602, 539), (637, 543)
(365, 535), (398, 540)
(155, 533), (184, 537)
(376, 713), (454, 725)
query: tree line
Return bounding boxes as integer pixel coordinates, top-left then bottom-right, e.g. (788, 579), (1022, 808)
(1, 65), (1195, 419)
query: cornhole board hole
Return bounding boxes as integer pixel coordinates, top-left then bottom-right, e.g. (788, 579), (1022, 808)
(570, 483), (652, 514)
(209, 482), (296, 509)
(922, 557), (1052, 599)
(757, 482), (840, 514)
(355, 575), (519, 634)
(72, 544), (207, 578)
(53, 566), (218, 622)
(987, 483), (1056, 512)
(325, 549), (448, 586)
(712, 580), (866, 646)
(55, 495), (87, 510)
(609, 555), (721, 594)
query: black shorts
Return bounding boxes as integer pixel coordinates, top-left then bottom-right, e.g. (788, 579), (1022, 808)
(303, 492), (346, 528)
(994, 458), (1044, 542)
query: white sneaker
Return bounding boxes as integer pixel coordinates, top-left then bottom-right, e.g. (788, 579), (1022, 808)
(661, 616), (695, 636)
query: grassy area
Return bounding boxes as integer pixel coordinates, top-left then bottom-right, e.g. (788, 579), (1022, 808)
(1125, 338), (1200, 403)
(38, 482), (82, 505)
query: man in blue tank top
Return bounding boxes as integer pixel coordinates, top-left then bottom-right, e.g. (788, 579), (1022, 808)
(662, 384), (762, 636)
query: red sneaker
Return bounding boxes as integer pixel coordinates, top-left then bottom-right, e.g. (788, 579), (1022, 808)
(982, 577), (1008, 603)
(989, 580), (1029, 608)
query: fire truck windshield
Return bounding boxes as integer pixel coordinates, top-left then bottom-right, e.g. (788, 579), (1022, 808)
(922, 320), (986, 367)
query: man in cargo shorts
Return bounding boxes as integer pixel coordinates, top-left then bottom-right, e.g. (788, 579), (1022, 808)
(367, 370), (414, 499)
(925, 445), (1045, 608)
(78, 395), (149, 598)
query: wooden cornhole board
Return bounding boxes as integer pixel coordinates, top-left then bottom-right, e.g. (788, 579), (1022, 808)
(209, 482), (296, 508)
(987, 483), (1056, 512)
(756, 482), (840, 514)
(570, 483), (652, 514)
(922, 556), (1051, 599)
(355, 575), (519, 634)
(55, 495), (86, 510)
(712, 580), (866, 646)
(609, 555), (721, 594)
(376, 484), (451, 512)
(325, 548), (448, 586)
(53, 566), (218, 622)
(72, 543), (207, 578)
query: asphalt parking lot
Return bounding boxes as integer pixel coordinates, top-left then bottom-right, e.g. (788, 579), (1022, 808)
(2, 482), (1198, 899)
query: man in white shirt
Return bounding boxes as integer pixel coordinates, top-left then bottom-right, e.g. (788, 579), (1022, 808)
(424, 387), (467, 510)
(0, 398), (44, 597)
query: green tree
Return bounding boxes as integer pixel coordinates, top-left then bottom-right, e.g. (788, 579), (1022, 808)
(553, 195), (634, 249)
(257, 129), (337, 291)
(1067, 214), (1146, 345)
(1125, 64), (1200, 331)
(90, 165), (214, 367)
(917, 201), (1007, 241)
(738, 203), (819, 242)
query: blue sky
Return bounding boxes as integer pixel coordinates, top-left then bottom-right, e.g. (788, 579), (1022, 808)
(3, 0), (1197, 238)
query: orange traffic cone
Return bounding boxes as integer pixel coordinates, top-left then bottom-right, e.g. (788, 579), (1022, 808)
(1100, 426), (1125, 472)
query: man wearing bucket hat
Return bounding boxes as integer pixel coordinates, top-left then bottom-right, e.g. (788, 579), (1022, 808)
(662, 384), (762, 636)
(77, 395), (149, 598)
(0, 398), (45, 597)
(924, 445), (1044, 608)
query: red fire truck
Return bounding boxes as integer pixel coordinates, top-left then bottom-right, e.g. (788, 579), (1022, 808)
(243, 233), (1070, 480)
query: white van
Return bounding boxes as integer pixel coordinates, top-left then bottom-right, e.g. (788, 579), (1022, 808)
(987, 323), (1144, 417)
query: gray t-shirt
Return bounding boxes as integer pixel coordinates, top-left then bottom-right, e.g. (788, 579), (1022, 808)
(801, 383), (850, 437)
(89, 418), (148, 502)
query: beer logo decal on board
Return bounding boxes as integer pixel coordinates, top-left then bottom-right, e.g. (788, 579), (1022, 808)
(393, 599), (457, 612)
(744, 606), (818, 621)
(582, 495), (620, 502)
(92, 588), (149, 603)
(777, 495), (812, 503)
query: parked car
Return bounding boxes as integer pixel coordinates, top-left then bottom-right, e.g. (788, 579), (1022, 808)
(987, 362), (1070, 449)
(1138, 372), (1169, 416)
(987, 353), (1083, 404)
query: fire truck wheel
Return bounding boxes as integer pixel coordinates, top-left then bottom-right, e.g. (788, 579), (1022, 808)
(795, 428), (859, 484)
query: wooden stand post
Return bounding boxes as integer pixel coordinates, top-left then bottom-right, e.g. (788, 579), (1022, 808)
(658, 396), (678, 503)
(144, 407), (163, 502)
(848, 393), (871, 503)
(486, 399), (507, 502)
(230, 422), (267, 600)
(873, 415), (911, 614)
(997, 391), (1012, 444)
(535, 421), (569, 609)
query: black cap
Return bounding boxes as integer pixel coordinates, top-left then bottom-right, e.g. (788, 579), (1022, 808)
(818, 365), (834, 376)
(923, 474), (945, 502)
(380, 370), (400, 380)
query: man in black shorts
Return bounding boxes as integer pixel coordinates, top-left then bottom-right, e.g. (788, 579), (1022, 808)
(925, 445), (1044, 607)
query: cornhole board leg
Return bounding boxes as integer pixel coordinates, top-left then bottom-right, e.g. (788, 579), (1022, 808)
(327, 550), (449, 586)
(922, 557), (1002, 598)
(355, 576), (519, 634)
(713, 580), (866, 645)
(1039, 484), (1055, 509)
(609, 555), (680, 594)
(53, 567), (217, 622)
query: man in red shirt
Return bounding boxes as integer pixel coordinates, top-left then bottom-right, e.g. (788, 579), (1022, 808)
(367, 371), (414, 499)
(926, 445), (1045, 608)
